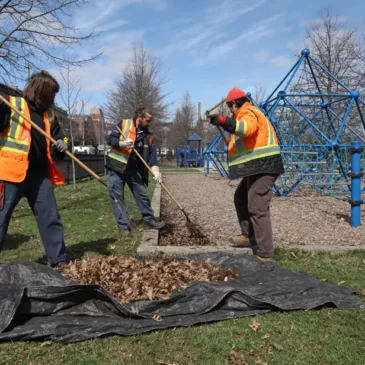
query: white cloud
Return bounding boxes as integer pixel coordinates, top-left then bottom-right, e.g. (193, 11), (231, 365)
(270, 55), (293, 68)
(73, 0), (168, 30)
(253, 49), (271, 63)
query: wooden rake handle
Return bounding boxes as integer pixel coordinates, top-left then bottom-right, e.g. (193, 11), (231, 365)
(217, 126), (229, 146)
(0, 94), (102, 182)
(115, 125), (185, 212)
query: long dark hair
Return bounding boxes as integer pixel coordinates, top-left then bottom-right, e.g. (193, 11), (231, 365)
(24, 70), (60, 109)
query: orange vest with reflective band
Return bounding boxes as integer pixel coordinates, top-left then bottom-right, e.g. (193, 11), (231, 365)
(227, 102), (281, 167)
(108, 119), (137, 165)
(0, 96), (65, 185)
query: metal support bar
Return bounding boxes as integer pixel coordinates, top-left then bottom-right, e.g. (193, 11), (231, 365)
(350, 141), (362, 227)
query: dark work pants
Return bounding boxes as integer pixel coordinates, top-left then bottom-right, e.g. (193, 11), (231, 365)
(108, 170), (155, 231)
(234, 174), (278, 258)
(0, 169), (67, 265)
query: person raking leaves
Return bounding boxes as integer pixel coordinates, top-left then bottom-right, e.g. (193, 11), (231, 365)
(0, 71), (69, 267)
(106, 107), (165, 236)
(207, 87), (284, 262)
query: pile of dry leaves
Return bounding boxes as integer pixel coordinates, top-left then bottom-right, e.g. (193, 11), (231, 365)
(159, 189), (213, 246)
(56, 255), (238, 304)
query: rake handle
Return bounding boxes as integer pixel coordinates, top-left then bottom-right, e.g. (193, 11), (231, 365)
(0, 94), (102, 181)
(115, 125), (185, 212)
(217, 126), (229, 146)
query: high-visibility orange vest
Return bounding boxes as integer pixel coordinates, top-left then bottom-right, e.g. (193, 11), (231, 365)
(227, 102), (281, 167)
(0, 96), (65, 185)
(108, 119), (137, 165)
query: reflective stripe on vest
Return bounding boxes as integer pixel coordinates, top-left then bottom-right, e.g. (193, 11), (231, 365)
(9, 96), (26, 139)
(228, 106), (281, 166)
(0, 97), (29, 154)
(228, 145), (281, 166)
(108, 119), (134, 164)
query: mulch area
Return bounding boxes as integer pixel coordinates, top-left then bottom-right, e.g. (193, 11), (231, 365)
(157, 172), (365, 249)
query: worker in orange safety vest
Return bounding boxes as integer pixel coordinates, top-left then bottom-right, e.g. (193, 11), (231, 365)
(208, 87), (284, 262)
(0, 71), (69, 267)
(106, 107), (165, 235)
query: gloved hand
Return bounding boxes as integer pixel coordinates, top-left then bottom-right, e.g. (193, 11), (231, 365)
(119, 138), (134, 149)
(54, 139), (68, 152)
(208, 114), (227, 127)
(151, 166), (162, 183)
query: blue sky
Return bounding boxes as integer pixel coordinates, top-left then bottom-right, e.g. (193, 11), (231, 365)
(49, 0), (365, 120)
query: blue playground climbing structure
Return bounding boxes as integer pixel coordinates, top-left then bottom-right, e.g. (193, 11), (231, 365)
(204, 49), (365, 204)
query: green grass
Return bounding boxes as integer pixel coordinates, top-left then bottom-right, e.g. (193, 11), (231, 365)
(1, 178), (365, 365)
(0, 176), (156, 263)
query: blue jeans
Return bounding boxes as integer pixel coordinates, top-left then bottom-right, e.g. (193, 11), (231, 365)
(108, 170), (155, 231)
(0, 169), (67, 265)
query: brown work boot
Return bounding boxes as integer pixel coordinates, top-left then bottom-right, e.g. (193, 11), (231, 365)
(229, 234), (257, 248)
(256, 255), (274, 263)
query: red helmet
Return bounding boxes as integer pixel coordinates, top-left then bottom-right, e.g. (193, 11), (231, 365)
(225, 87), (246, 103)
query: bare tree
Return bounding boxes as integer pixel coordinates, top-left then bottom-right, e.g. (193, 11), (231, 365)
(59, 63), (82, 189)
(104, 41), (169, 144)
(173, 91), (196, 147)
(304, 8), (364, 94)
(284, 8), (365, 144)
(0, 0), (101, 83)
(253, 84), (267, 106)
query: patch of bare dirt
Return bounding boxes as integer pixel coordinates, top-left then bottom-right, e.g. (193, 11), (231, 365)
(56, 255), (238, 304)
(158, 173), (365, 249)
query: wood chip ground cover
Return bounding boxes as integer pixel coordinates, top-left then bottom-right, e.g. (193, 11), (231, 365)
(158, 173), (365, 248)
(56, 255), (238, 304)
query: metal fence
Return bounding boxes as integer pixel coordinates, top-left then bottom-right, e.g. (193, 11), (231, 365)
(56, 155), (107, 183)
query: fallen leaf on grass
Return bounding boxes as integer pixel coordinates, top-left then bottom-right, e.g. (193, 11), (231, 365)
(337, 281), (345, 285)
(227, 348), (248, 365)
(261, 334), (270, 340)
(157, 361), (178, 365)
(250, 320), (260, 332)
(291, 252), (298, 258)
(360, 288), (365, 296)
(273, 343), (284, 351)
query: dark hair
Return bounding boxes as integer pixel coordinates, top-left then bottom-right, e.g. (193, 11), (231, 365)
(134, 106), (153, 119)
(24, 70), (60, 109)
(233, 96), (250, 109)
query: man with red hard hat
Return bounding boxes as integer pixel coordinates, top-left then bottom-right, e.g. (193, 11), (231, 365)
(208, 87), (284, 262)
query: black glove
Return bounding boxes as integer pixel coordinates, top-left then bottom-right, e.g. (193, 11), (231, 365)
(207, 114), (220, 126)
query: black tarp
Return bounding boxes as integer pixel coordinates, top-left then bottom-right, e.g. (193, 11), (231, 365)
(0, 253), (363, 343)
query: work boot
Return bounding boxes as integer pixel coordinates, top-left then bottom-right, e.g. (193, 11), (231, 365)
(144, 220), (165, 230)
(229, 234), (257, 248)
(256, 255), (274, 263)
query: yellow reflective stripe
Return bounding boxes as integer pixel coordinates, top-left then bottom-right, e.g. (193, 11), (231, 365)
(228, 145), (281, 165)
(108, 151), (128, 164)
(234, 120), (246, 137)
(119, 119), (133, 140)
(14, 97), (25, 140)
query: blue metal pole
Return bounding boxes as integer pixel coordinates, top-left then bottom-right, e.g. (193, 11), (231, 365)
(350, 141), (362, 227)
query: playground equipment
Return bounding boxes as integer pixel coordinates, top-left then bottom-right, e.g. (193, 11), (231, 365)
(176, 133), (204, 167)
(203, 49), (365, 226)
(262, 49), (365, 201)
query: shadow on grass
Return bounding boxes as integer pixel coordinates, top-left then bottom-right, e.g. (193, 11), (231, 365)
(2, 234), (32, 251)
(67, 238), (120, 261)
(33, 238), (118, 265)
